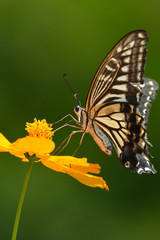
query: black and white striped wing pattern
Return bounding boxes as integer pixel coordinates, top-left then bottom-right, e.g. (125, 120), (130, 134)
(92, 100), (157, 174)
(138, 77), (159, 128)
(86, 30), (148, 111)
(85, 30), (158, 174)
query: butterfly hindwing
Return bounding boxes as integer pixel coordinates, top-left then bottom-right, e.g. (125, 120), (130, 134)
(138, 77), (159, 128)
(92, 101), (157, 173)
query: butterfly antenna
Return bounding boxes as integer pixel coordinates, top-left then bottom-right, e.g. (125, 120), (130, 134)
(63, 74), (81, 106)
(74, 93), (81, 106)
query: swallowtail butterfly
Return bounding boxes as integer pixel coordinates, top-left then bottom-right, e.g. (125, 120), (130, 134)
(73, 30), (158, 174)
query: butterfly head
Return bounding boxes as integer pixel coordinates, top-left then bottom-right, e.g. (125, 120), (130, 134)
(74, 105), (82, 122)
(74, 93), (84, 124)
(74, 105), (88, 131)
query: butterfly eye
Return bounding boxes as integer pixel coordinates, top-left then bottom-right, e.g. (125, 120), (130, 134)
(74, 105), (80, 113)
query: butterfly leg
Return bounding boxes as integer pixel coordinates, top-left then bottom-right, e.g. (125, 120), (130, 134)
(53, 114), (80, 125)
(72, 131), (86, 156)
(54, 120), (81, 133)
(53, 130), (84, 155)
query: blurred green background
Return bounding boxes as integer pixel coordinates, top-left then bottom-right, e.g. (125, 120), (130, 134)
(0, 0), (160, 239)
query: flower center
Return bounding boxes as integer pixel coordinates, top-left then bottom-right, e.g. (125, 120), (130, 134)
(25, 118), (54, 139)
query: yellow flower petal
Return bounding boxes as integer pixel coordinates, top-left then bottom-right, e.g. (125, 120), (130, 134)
(41, 156), (100, 174)
(0, 133), (12, 151)
(65, 169), (109, 190)
(10, 136), (55, 158)
(41, 156), (109, 190)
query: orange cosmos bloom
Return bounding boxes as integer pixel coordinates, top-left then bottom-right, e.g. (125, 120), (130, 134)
(0, 118), (109, 190)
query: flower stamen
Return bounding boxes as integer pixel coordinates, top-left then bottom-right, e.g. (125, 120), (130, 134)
(25, 118), (54, 139)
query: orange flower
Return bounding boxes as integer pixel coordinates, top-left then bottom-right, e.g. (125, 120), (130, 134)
(0, 118), (109, 190)
(41, 156), (108, 189)
(0, 118), (55, 161)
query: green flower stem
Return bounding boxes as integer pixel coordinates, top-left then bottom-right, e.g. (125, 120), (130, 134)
(11, 159), (34, 240)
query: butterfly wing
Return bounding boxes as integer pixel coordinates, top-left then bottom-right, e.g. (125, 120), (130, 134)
(138, 77), (159, 128)
(86, 30), (148, 111)
(92, 98), (157, 174)
(85, 30), (158, 174)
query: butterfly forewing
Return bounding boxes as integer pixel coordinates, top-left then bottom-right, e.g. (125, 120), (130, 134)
(86, 30), (148, 111)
